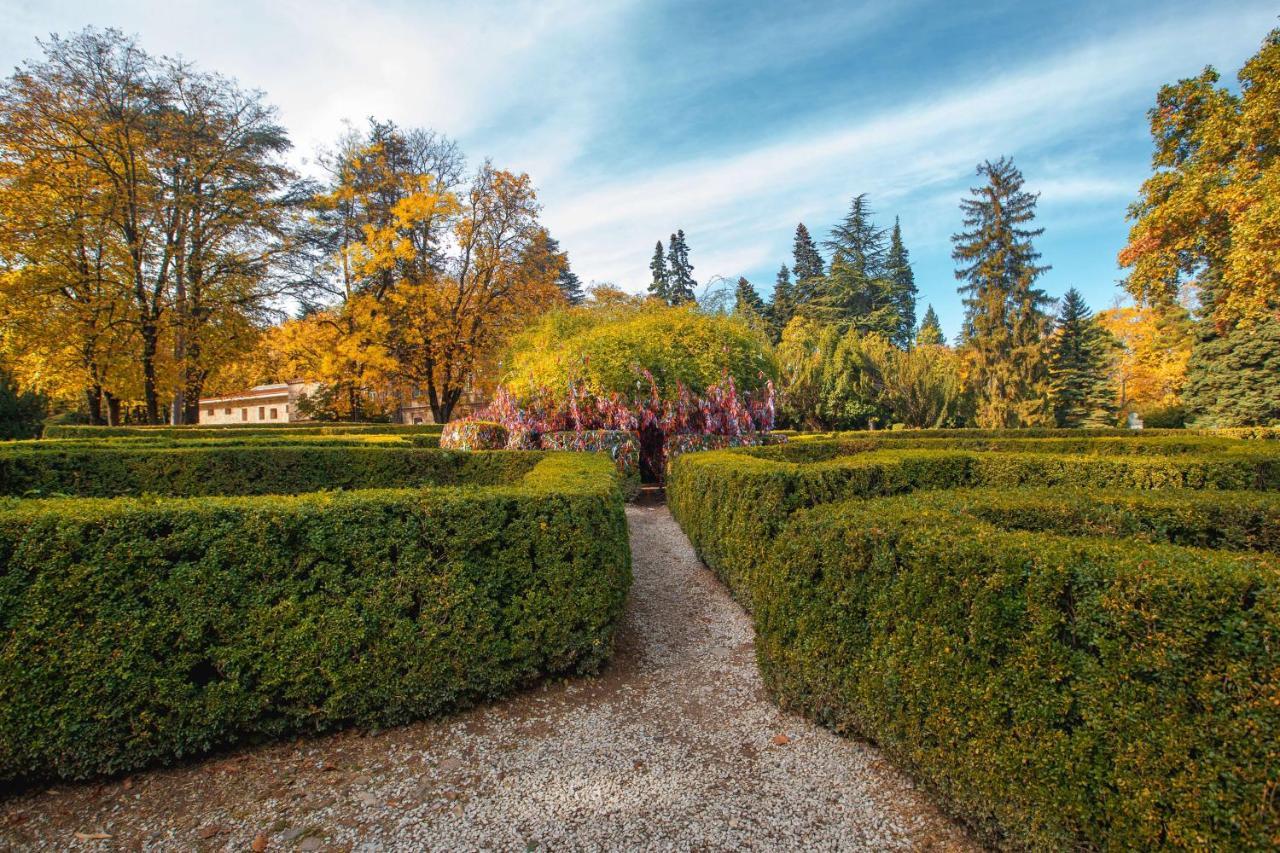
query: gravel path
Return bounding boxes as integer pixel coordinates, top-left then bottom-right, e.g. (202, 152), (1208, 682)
(0, 501), (976, 851)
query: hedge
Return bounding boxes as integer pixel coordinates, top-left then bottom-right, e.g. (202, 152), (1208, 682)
(440, 420), (509, 451)
(668, 446), (1280, 608)
(42, 423), (443, 439)
(541, 431), (641, 498)
(758, 434), (1265, 461)
(786, 426), (1280, 441)
(2, 433), (440, 452)
(0, 446), (542, 498)
(757, 496), (1280, 850)
(0, 453), (631, 783)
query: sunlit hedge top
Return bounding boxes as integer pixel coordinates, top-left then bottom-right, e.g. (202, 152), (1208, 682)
(501, 303), (777, 402)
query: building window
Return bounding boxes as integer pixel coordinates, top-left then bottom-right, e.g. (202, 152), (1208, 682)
(270, 408), (278, 420)
(241, 408), (248, 421)
(225, 407), (232, 415)
(258, 406), (265, 420)
(207, 408), (214, 416)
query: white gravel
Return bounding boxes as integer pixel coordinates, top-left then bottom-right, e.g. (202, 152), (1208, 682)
(0, 501), (977, 851)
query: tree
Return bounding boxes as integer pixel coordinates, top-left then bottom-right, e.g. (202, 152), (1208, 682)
(734, 276), (765, 318)
(648, 240), (668, 302)
(1119, 28), (1280, 329)
(916, 304), (945, 346)
(0, 28), (305, 423)
(812, 194), (901, 340)
(858, 334), (965, 428)
(1182, 316), (1280, 426)
(952, 157), (1053, 427)
(371, 163), (561, 423)
(1119, 29), (1280, 426)
(790, 222), (825, 305)
(525, 232), (583, 305)
(1095, 302), (1191, 420)
(886, 217), (918, 347)
(768, 265), (795, 342)
(1047, 288), (1118, 427)
(0, 363), (45, 438)
(665, 230), (696, 305)
(557, 256), (585, 305)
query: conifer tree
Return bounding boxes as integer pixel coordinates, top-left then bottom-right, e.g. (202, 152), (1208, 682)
(769, 264), (795, 342)
(815, 194), (898, 338)
(665, 230), (697, 304)
(790, 223), (825, 305)
(1048, 288), (1118, 427)
(534, 233), (585, 305)
(886, 217), (918, 347)
(648, 241), (668, 302)
(952, 157), (1053, 427)
(734, 276), (765, 318)
(916, 304), (944, 346)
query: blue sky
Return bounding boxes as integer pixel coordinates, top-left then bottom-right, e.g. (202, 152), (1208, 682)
(2, 1), (1275, 338)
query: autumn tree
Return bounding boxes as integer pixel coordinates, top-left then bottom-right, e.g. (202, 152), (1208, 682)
(1095, 302), (1191, 420)
(1119, 29), (1280, 425)
(952, 157), (1053, 427)
(0, 28), (304, 423)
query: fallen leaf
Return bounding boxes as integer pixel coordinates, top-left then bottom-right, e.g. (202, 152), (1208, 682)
(771, 733), (791, 746)
(74, 832), (112, 841)
(251, 833), (268, 851)
(197, 824), (224, 839)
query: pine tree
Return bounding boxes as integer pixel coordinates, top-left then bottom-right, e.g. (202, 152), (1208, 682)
(734, 276), (765, 318)
(537, 233), (585, 305)
(769, 265), (795, 342)
(791, 223), (825, 305)
(648, 241), (668, 302)
(916, 304), (944, 346)
(666, 230), (697, 304)
(815, 194), (898, 338)
(886, 217), (918, 347)
(1048, 288), (1118, 427)
(1182, 313), (1280, 426)
(952, 157), (1053, 427)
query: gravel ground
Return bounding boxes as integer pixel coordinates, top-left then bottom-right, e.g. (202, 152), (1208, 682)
(0, 499), (977, 852)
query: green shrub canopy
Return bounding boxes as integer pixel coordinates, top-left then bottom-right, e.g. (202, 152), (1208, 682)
(502, 302), (777, 403)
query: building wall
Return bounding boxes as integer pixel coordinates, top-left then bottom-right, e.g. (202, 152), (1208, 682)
(199, 394), (292, 425)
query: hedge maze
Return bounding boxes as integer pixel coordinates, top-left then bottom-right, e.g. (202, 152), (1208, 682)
(668, 431), (1280, 850)
(0, 426), (631, 783)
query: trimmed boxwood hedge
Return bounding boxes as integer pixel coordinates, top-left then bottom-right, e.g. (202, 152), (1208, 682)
(0, 446), (537, 498)
(758, 497), (1279, 850)
(669, 445), (1280, 608)
(667, 439), (1280, 849)
(0, 453), (630, 783)
(42, 423), (443, 439)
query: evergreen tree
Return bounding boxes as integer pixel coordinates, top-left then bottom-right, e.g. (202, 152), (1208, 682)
(916, 304), (945, 346)
(1182, 314), (1280, 426)
(648, 240), (668, 302)
(815, 194), (898, 338)
(1047, 288), (1118, 427)
(886, 217), (918, 347)
(790, 223), (825, 305)
(768, 264), (795, 342)
(665, 230), (697, 304)
(535, 233), (585, 305)
(952, 157), (1053, 427)
(734, 276), (766, 318)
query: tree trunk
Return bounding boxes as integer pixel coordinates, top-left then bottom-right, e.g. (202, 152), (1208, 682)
(85, 385), (104, 425)
(105, 391), (121, 427)
(140, 319), (160, 424)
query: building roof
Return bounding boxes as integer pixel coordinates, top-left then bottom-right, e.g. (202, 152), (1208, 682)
(199, 383), (294, 406)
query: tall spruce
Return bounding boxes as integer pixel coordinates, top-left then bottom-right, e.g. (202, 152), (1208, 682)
(952, 157), (1053, 427)
(648, 240), (669, 301)
(790, 223), (825, 305)
(665, 230), (696, 304)
(1048, 288), (1117, 427)
(536, 234), (585, 305)
(734, 276), (765, 318)
(816, 194), (898, 338)
(916, 304), (945, 346)
(769, 264), (795, 342)
(886, 218), (918, 347)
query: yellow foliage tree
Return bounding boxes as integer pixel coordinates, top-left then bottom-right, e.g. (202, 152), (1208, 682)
(1095, 303), (1192, 416)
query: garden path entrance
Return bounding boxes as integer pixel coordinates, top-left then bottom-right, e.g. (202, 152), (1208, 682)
(0, 501), (974, 851)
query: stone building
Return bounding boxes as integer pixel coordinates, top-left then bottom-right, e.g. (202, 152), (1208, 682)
(198, 381), (319, 425)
